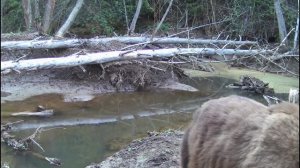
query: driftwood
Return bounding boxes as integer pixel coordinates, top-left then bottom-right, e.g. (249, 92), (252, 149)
(11, 109), (54, 117)
(1, 37), (257, 50)
(263, 95), (282, 105)
(226, 75), (274, 94)
(1, 122), (34, 151)
(10, 105), (54, 117)
(2, 122), (33, 150)
(1, 122), (62, 166)
(1, 48), (272, 74)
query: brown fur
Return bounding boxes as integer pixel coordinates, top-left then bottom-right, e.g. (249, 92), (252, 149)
(181, 95), (299, 168)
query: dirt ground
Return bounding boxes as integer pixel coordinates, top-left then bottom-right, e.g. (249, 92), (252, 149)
(86, 130), (184, 168)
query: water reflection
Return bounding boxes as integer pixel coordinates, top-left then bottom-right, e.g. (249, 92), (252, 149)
(1, 77), (283, 168)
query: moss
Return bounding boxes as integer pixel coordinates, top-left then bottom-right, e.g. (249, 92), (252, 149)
(184, 63), (299, 93)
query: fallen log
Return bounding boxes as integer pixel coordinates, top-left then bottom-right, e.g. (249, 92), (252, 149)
(1, 37), (257, 50)
(1, 48), (272, 74)
(10, 109), (54, 117)
(226, 75), (274, 94)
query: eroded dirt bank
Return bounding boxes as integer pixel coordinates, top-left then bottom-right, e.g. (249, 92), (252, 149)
(1, 63), (199, 103)
(86, 130), (183, 168)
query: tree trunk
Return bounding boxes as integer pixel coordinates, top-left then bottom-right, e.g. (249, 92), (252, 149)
(295, 0), (300, 50)
(1, 48), (272, 74)
(22, 0), (33, 31)
(1, 37), (257, 50)
(151, 0), (174, 40)
(33, 0), (41, 32)
(128, 0), (143, 35)
(55, 0), (84, 37)
(42, 0), (56, 34)
(293, 16), (299, 50)
(1, 0), (7, 33)
(274, 0), (288, 45)
(122, 0), (129, 31)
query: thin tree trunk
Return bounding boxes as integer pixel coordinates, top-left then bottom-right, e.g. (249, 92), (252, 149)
(22, 0), (33, 31)
(122, 0), (129, 31)
(128, 0), (143, 35)
(1, 0), (7, 33)
(55, 0), (84, 37)
(294, 16), (299, 50)
(210, 0), (217, 31)
(151, 0), (174, 40)
(293, 0), (299, 50)
(33, 0), (41, 32)
(274, 0), (288, 45)
(42, 0), (56, 34)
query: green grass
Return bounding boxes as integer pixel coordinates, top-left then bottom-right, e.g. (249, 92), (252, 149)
(183, 63), (299, 93)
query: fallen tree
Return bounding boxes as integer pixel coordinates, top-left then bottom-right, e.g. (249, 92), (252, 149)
(1, 37), (257, 50)
(1, 48), (272, 74)
(11, 109), (54, 117)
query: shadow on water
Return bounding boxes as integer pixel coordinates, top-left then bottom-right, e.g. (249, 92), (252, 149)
(1, 77), (289, 168)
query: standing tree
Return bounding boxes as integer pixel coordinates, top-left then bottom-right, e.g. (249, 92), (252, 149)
(22, 0), (33, 31)
(122, 0), (129, 32)
(151, 0), (174, 40)
(1, 0), (7, 33)
(55, 0), (84, 37)
(42, 0), (56, 34)
(293, 0), (299, 50)
(274, 0), (288, 45)
(21, 0), (56, 33)
(128, 0), (143, 35)
(33, 0), (41, 32)
(294, 16), (299, 50)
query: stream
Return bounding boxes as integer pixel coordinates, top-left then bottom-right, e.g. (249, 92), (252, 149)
(0, 76), (291, 168)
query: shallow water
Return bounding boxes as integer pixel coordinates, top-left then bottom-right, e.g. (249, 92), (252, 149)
(1, 77), (288, 168)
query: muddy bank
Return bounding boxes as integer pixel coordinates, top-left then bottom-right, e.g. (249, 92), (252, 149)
(1, 35), (199, 103)
(86, 130), (183, 168)
(1, 62), (199, 103)
(1, 68), (132, 103)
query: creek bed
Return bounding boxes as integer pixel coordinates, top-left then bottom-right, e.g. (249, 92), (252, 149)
(0, 76), (292, 168)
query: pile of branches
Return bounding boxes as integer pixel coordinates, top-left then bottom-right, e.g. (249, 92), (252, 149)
(226, 75), (274, 94)
(1, 34), (298, 78)
(1, 121), (62, 167)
